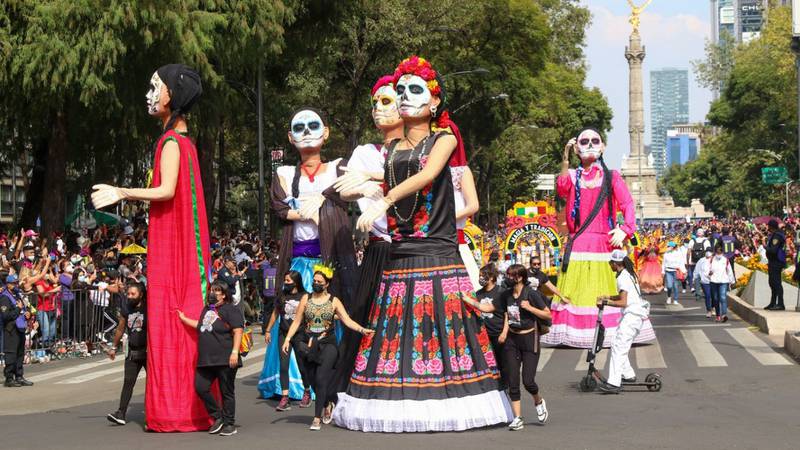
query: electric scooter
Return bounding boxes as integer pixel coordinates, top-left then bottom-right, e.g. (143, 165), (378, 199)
(578, 302), (663, 393)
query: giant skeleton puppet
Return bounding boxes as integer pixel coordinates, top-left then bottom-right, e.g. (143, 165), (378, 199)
(91, 64), (213, 431)
(542, 128), (655, 348)
(329, 75), (405, 396)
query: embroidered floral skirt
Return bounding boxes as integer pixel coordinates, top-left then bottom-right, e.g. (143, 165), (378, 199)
(332, 255), (512, 432)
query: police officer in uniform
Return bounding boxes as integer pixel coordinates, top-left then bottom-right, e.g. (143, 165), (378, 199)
(2, 274), (33, 387)
(764, 219), (786, 310)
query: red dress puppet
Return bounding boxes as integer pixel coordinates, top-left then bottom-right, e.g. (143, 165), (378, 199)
(145, 129), (212, 431)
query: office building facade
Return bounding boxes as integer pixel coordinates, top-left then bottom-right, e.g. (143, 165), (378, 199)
(650, 68), (689, 179)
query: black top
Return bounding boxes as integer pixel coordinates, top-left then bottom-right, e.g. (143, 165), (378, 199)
(476, 285), (505, 336)
(528, 269), (550, 292)
(766, 231), (786, 267)
(121, 301), (146, 351)
(196, 302), (244, 367)
(496, 285), (548, 332)
(276, 292), (304, 333)
(385, 132), (458, 258)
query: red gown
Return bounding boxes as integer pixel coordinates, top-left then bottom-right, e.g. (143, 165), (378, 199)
(145, 130), (212, 431)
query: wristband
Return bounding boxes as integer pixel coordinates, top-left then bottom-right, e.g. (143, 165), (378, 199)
(231, 350), (239, 355)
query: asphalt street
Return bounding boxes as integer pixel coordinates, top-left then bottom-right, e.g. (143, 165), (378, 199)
(2, 289), (798, 450)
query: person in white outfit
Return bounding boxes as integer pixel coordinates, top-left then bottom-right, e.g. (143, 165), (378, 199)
(597, 249), (650, 394)
(661, 242), (686, 305)
(692, 250), (714, 317)
(708, 244), (735, 323)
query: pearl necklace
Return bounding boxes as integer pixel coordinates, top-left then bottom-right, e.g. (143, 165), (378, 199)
(387, 136), (429, 223)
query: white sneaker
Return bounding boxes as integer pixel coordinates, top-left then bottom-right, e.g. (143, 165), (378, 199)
(673, 301), (680, 306)
(536, 399), (549, 423)
(508, 416), (524, 430)
(666, 298), (672, 305)
(682, 289), (686, 294)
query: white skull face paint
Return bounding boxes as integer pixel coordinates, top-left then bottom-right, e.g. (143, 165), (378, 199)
(576, 129), (604, 163)
(372, 85), (402, 127)
(290, 110), (326, 149)
(395, 74), (432, 118)
(146, 71), (164, 116)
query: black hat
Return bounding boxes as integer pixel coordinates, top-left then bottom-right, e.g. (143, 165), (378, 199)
(768, 219), (779, 229)
(156, 64), (202, 115)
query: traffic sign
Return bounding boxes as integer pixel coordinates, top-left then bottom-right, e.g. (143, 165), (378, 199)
(761, 167), (788, 185)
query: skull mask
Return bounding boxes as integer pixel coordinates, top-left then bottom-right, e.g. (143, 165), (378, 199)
(372, 84), (402, 128)
(289, 110), (326, 150)
(396, 74), (432, 118)
(576, 129), (604, 163)
(146, 71), (165, 116)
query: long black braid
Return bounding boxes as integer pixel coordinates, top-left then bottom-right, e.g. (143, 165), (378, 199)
(598, 154), (615, 229)
(621, 256), (639, 284)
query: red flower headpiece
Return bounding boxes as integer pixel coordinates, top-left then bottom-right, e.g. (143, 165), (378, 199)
(371, 75), (395, 96)
(392, 56), (441, 96)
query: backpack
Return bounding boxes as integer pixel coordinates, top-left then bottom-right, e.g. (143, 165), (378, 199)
(691, 239), (706, 263)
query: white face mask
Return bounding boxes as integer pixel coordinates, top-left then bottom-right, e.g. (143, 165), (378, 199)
(576, 130), (604, 163)
(146, 71), (164, 116)
(396, 74), (432, 118)
(289, 110), (325, 149)
(372, 85), (402, 127)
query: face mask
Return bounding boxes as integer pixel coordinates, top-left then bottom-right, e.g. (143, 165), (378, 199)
(396, 74), (432, 118)
(372, 84), (402, 128)
(576, 130), (603, 163)
(27, 255), (35, 262)
(70, 256), (81, 265)
(290, 110), (325, 149)
(146, 71), (164, 116)
(503, 278), (517, 289)
(282, 283), (295, 294)
(530, 267), (541, 275)
(312, 283), (325, 294)
(127, 298), (140, 308)
(78, 275), (88, 283)
(478, 277), (487, 287)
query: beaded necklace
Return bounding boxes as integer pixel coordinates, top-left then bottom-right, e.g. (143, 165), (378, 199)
(387, 136), (429, 223)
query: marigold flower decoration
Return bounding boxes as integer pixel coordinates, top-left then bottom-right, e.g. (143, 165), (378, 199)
(371, 74), (396, 96)
(312, 261), (336, 280)
(392, 56), (441, 96)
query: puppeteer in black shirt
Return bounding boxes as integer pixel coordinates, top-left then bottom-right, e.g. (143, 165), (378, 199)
(496, 285), (548, 332)
(196, 302), (244, 368)
(475, 285), (505, 337)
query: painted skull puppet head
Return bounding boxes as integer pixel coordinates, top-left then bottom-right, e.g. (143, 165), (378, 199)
(392, 56), (442, 120)
(146, 71), (169, 116)
(287, 108), (329, 151)
(371, 75), (402, 129)
(146, 65), (202, 120)
(574, 128), (605, 163)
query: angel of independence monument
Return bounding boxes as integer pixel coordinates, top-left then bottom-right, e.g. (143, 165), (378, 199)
(620, 0), (712, 221)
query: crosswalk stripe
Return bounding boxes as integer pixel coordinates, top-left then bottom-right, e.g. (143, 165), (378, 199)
(725, 328), (793, 366)
(634, 340), (667, 369)
(575, 349), (607, 371)
(108, 372), (146, 383)
(27, 357), (123, 383)
(537, 348), (554, 371)
(681, 329), (727, 367)
(56, 366), (125, 384)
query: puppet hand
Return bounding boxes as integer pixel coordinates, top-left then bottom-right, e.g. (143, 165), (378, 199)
(356, 197), (392, 233)
(357, 181), (384, 200)
(91, 184), (124, 209)
(333, 167), (372, 193)
(298, 194), (325, 221)
(608, 227), (627, 248)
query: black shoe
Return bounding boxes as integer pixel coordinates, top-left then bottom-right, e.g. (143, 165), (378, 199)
(622, 376), (637, 383)
(772, 305), (785, 311)
(107, 411), (126, 425)
(16, 377), (33, 387)
(764, 304), (777, 310)
(4, 379), (21, 388)
(219, 424), (237, 436)
(597, 381), (621, 394)
(208, 418), (224, 434)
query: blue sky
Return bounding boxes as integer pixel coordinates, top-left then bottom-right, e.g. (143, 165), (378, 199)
(581, 0), (712, 169)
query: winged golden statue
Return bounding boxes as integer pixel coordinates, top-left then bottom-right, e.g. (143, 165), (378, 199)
(628, 0), (653, 32)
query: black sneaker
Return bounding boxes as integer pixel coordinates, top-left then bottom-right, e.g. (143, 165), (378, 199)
(597, 381), (621, 394)
(4, 379), (21, 388)
(107, 411), (126, 425)
(219, 424), (237, 436)
(208, 418), (224, 434)
(772, 305), (786, 311)
(622, 376), (637, 383)
(16, 377), (33, 387)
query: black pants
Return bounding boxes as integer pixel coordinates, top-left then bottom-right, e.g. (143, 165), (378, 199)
(118, 357), (146, 414)
(302, 342), (338, 418)
(195, 366), (238, 426)
(3, 328), (24, 380)
(503, 332), (540, 402)
(279, 329), (310, 393)
(60, 301), (75, 340)
(488, 333), (507, 390)
(768, 265), (784, 307)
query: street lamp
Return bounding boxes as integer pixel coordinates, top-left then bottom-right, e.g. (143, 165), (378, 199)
(793, 0), (800, 312)
(452, 93), (509, 114)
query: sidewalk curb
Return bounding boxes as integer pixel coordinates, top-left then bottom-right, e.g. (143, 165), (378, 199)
(785, 331), (800, 362)
(727, 292), (769, 333)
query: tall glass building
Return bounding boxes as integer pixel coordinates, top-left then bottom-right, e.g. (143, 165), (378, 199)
(650, 68), (689, 179)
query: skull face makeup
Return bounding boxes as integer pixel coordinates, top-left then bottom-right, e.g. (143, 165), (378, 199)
(146, 71), (165, 116)
(575, 129), (604, 163)
(289, 109), (327, 150)
(372, 84), (402, 128)
(396, 74), (432, 118)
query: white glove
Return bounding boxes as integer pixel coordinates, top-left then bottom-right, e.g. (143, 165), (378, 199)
(91, 184), (124, 209)
(356, 197), (392, 233)
(333, 167), (372, 193)
(298, 194), (325, 225)
(608, 227), (627, 248)
(357, 181), (384, 200)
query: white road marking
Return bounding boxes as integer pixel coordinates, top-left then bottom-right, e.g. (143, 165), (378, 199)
(537, 348), (554, 371)
(653, 324), (730, 328)
(634, 340), (667, 369)
(681, 329), (727, 367)
(56, 366), (127, 384)
(575, 349), (607, 371)
(108, 372), (146, 383)
(726, 328), (794, 366)
(27, 357), (122, 383)
(237, 345), (269, 378)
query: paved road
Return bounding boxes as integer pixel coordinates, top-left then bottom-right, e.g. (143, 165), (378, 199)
(3, 290), (798, 449)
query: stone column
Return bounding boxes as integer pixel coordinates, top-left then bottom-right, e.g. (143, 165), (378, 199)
(626, 30), (646, 160)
